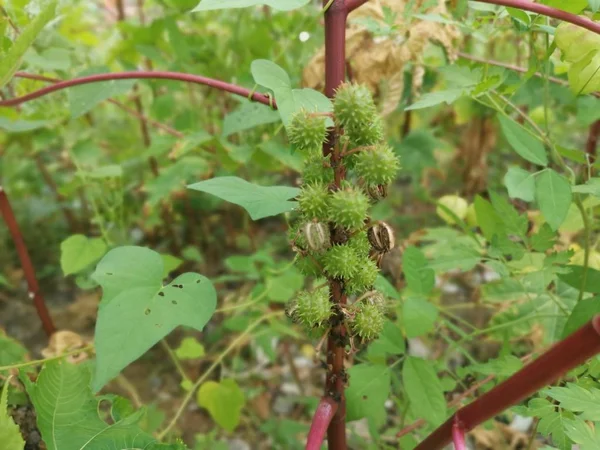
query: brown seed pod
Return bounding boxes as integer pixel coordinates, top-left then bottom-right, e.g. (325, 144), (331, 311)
(367, 221), (395, 253)
(303, 221), (330, 252)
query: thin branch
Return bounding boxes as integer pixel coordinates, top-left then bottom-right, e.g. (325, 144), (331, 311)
(0, 71), (276, 109)
(474, 0), (600, 35)
(458, 53), (600, 99)
(345, 0), (369, 13)
(414, 316), (600, 450)
(0, 186), (56, 336)
(306, 397), (339, 450)
(586, 119), (600, 171)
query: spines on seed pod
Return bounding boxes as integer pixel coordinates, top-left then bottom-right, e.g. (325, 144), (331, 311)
(298, 183), (330, 220)
(328, 186), (369, 231)
(287, 109), (328, 153)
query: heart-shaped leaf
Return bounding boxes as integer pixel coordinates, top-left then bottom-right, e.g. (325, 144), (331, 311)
(92, 246), (216, 391)
(197, 379), (245, 432)
(60, 235), (107, 276)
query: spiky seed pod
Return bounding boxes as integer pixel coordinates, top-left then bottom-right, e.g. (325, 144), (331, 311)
(287, 109), (328, 152)
(298, 183), (330, 220)
(367, 222), (395, 253)
(334, 83), (377, 132)
(291, 287), (332, 329)
(351, 298), (385, 341)
(347, 231), (371, 257)
(323, 244), (360, 279)
(328, 187), (370, 231)
(302, 154), (333, 185)
(303, 222), (330, 252)
(345, 257), (379, 295)
(353, 144), (400, 187)
(294, 254), (322, 277)
(345, 115), (385, 147)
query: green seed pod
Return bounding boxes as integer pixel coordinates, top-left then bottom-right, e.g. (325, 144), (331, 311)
(287, 109), (328, 152)
(323, 244), (360, 279)
(291, 287), (332, 328)
(347, 231), (371, 257)
(303, 221), (330, 252)
(333, 83), (377, 132)
(351, 298), (385, 341)
(302, 154), (333, 185)
(353, 144), (400, 187)
(346, 115), (385, 147)
(345, 257), (379, 295)
(298, 183), (330, 220)
(294, 254), (323, 277)
(328, 187), (370, 231)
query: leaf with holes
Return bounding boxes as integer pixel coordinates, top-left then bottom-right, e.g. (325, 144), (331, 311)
(188, 176), (299, 220)
(193, 0), (310, 11)
(91, 246), (216, 391)
(403, 356), (447, 426)
(60, 235), (107, 276)
(346, 364), (391, 429)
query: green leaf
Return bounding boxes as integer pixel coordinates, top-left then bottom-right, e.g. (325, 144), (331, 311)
(367, 320), (405, 359)
(405, 89), (464, 111)
(222, 101), (280, 137)
(0, 378), (24, 450)
(266, 267), (304, 303)
(21, 361), (162, 450)
(572, 178), (600, 197)
(555, 23), (600, 95)
(402, 247), (434, 295)
(562, 296), (600, 338)
(60, 235), (107, 276)
(403, 357), (447, 425)
(188, 176), (299, 220)
(531, 224), (557, 252)
(402, 297), (438, 338)
(251, 59), (332, 126)
(69, 69), (136, 119)
(558, 266), (600, 293)
(498, 116), (548, 166)
(175, 337), (205, 360)
(589, 0), (600, 12)
(346, 364), (391, 428)
(490, 192), (528, 239)
(535, 170), (572, 231)
(0, 330), (28, 366)
(91, 246), (216, 391)
(469, 355), (523, 377)
(193, 0), (310, 11)
(544, 383), (600, 421)
(197, 379), (245, 432)
(0, 0), (57, 88)
(474, 195), (503, 241)
(0, 117), (54, 133)
(541, 0), (587, 13)
(504, 167), (536, 202)
(563, 418), (600, 449)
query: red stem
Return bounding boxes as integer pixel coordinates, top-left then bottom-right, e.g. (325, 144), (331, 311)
(473, 0), (600, 35)
(0, 71), (275, 109)
(345, 0), (369, 13)
(14, 72), (185, 138)
(306, 397), (339, 450)
(586, 119), (600, 169)
(323, 1), (349, 449)
(452, 417), (467, 450)
(415, 315), (600, 450)
(0, 186), (56, 336)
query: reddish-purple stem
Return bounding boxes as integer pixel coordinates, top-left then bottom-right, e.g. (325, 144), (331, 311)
(345, 0), (369, 13)
(452, 417), (467, 450)
(474, 0), (600, 35)
(0, 186), (56, 337)
(0, 71), (275, 108)
(306, 397), (339, 450)
(415, 315), (600, 449)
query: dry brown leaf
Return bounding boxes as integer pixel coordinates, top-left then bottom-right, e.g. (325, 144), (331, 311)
(42, 330), (90, 364)
(303, 0), (461, 115)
